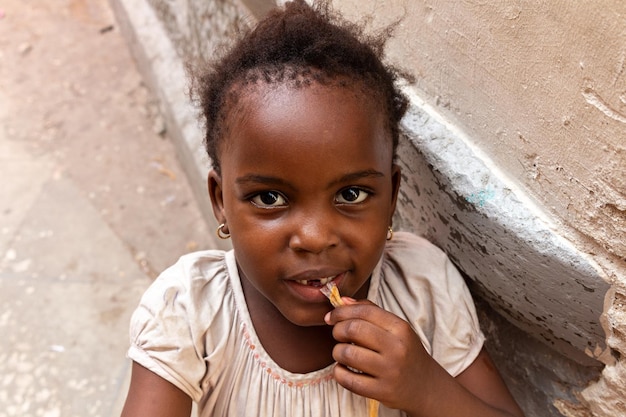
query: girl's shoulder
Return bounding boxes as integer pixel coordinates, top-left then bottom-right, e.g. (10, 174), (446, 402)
(133, 249), (235, 329)
(382, 231), (450, 275)
(128, 249), (238, 400)
(380, 231), (466, 299)
(146, 249), (231, 297)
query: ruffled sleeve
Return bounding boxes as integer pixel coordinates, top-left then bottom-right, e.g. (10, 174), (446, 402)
(127, 250), (231, 402)
(373, 232), (485, 377)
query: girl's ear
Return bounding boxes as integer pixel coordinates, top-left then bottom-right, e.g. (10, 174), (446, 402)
(389, 164), (402, 222)
(208, 170), (226, 224)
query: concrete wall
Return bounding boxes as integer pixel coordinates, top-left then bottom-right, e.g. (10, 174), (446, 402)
(110, 0), (626, 415)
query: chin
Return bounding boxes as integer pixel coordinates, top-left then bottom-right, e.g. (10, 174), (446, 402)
(296, 319), (327, 327)
(283, 308), (328, 327)
(288, 315), (327, 327)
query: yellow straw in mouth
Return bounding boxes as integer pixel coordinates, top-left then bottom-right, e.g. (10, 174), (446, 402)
(321, 282), (380, 417)
(321, 281), (344, 307)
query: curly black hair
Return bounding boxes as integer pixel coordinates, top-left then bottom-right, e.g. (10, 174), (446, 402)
(194, 0), (409, 174)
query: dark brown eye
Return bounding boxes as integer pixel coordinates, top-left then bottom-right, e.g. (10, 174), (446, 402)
(251, 191), (287, 207)
(336, 187), (369, 204)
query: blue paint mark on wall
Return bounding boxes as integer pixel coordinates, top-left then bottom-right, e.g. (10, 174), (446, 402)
(466, 188), (495, 207)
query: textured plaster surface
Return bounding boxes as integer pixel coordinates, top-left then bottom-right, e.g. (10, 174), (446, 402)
(110, 0), (626, 415)
(337, 0), (626, 263)
(474, 298), (602, 417)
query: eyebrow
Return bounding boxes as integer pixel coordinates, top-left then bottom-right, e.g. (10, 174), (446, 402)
(328, 169), (385, 187)
(235, 169), (385, 189)
(235, 174), (293, 188)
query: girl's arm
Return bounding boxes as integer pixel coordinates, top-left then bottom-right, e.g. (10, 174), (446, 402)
(326, 301), (525, 417)
(455, 348), (525, 416)
(401, 346), (525, 417)
(121, 361), (192, 417)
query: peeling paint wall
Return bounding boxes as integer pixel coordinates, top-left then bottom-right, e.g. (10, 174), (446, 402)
(115, 0), (626, 415)
(396, 93), (610, 364)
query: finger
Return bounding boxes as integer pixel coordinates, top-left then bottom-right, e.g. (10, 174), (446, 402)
(325, 302), (383, 326)
(333, 362), (383, 400)
(331, 316), (388, 352)
(339, 296), (357, 305)
(324, 299), (371, 325)
(329, 304), (409, 342)
(332, 341), (386, 377)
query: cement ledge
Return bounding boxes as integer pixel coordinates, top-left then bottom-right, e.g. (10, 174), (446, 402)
(396, 87), (610, 365)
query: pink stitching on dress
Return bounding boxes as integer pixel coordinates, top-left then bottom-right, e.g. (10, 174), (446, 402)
(240, 323), (334, 387)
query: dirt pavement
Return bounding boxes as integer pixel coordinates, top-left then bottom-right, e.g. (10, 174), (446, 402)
(0, 1), (215, 416)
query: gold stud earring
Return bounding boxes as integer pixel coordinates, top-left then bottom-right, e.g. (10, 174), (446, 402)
(216, 223), (231, 240)
(386, 226), (393, 241)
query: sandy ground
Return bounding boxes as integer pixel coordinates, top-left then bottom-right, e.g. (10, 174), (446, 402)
(0, 1), (215, 415)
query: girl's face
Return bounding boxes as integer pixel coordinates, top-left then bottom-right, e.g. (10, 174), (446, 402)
(209, 82), (400, 327)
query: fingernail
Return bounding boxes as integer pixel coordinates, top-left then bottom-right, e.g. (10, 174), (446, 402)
(324, 311), (331, 324)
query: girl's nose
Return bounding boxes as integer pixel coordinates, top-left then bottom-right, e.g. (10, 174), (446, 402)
(288, 214), (339, 254)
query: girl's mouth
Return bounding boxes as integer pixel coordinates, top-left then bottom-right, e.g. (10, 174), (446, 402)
(294, 275), (337, 287)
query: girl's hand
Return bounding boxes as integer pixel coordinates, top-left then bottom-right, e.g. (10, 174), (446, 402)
(325, 298), (434, 414)
(325, 299), (525, 417)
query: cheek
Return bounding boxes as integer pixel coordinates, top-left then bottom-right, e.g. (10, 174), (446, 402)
(343, 220), (387, 259)
(229, 219), (284, 273)
(230, 235), (275, 292)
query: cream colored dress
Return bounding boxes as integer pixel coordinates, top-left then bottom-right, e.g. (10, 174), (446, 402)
(128, 232), (485, 417)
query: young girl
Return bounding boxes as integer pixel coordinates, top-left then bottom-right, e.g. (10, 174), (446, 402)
(121, 1), (524, 416)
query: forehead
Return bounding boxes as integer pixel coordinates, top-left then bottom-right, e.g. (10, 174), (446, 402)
(220, 81), (392, 165)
